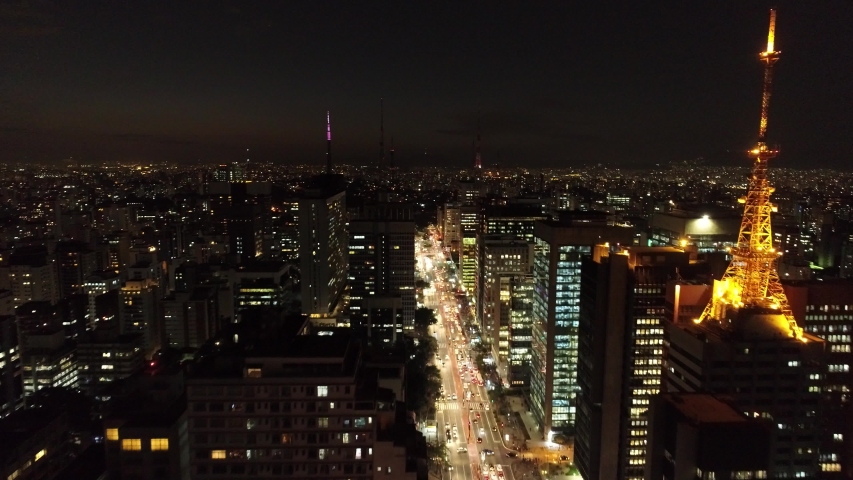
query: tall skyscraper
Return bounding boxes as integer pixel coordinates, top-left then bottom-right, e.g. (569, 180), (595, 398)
(575, 246), (689, 480)
(348, 219), (415, 342)
(299, 115), (348, 318)
(479, 235), (533, 377)
(477, 203), (548, 325)
(507, 274), (535, 387)
(528, 217), (635, 436)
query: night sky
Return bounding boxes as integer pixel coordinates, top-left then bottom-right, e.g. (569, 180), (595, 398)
(1, 1), (851, 169)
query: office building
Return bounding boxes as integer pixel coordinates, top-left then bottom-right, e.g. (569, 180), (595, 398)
(528, 217), (635, 436)
(784, 279), (853, 476)
(441, 203), (461, 263)
(665, 317), (826, 477)
(348, 219), (416, 338)
(648, 207), (741, 253)
(459, 204), (480, 295)
(299, 177), (347, 318)
(77, 328), (145, 394)
(644, 393), (772, 480)
(20, 327), (77, 395)
(508, 274), (534, 387)
(478, 236), (533, 376)
(575, 246), (689, 480)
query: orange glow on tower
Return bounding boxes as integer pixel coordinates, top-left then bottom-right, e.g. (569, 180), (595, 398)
(697, 9), (802, 339)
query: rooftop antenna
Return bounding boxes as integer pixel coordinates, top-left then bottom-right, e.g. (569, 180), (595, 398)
(326, 111), (332, 174)
(474, 112), (482, 169)
(380, 98), (386, 168)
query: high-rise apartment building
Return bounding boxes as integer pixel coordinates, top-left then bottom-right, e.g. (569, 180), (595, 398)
(55, 240), (98, 300)
(575, 246), (689, 480)
(528, 218), (635, 436)
(348, 219), (415, 340)
(299, 177), (347, 318)
(121, 279), (160, 356)
(84, 270), (122, 327)
(278, 199), (300, 262)
(227, 204), (264, 263)
(7, 251), (58, 309)
(162, 286), (220, 349)
(665, 318), (826, 477)
(185, 333), (427, 479)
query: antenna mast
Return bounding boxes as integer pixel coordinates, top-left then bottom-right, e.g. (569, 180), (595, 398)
(326, 111), (332, 174)
(697, 8), (802, 340)
(380, 98), (386, 168)
(474, 112), (482, 169)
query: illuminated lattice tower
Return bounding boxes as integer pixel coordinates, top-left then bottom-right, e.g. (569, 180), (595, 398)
(697, 9), (803, 340)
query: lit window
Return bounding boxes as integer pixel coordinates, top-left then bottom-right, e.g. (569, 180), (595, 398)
(342, 433), (350, 444)
(150, 438), (169, 451)
(356, 448), (362, 459)
(106, 428), (119, 441)
(318, 417), (329, 428)
(34, 449), (46, 461)
(121, 439), (142, 451)
(211, 450), (226, 459)
(318, 386), (328, 397)
(102, 364), (114, 370)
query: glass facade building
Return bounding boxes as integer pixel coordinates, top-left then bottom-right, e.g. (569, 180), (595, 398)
(529, 220), (635, 436)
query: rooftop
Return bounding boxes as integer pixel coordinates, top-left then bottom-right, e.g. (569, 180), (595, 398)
(663, 393), (748, 424)
(0, 408), (65, 464)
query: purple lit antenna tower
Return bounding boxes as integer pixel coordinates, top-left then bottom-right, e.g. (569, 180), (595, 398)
(326, 111), (332, 174)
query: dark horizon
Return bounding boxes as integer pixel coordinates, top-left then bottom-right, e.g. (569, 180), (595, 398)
(1, 1), (851, 169)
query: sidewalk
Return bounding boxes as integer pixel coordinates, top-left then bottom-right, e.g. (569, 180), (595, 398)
(507, 395), (548, 448)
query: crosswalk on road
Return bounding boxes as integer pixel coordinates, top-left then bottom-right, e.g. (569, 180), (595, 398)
(436, 401), (460, 411)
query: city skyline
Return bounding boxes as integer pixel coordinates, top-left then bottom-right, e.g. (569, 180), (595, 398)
(1, 2), (852, 168)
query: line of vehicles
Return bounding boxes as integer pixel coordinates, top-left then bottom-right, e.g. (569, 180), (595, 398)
(422, 229), (516, 478)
